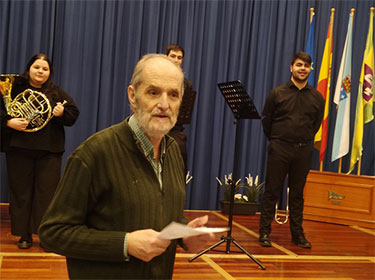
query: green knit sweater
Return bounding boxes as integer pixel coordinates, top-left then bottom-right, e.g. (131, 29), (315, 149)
(39, 118), (187, 279)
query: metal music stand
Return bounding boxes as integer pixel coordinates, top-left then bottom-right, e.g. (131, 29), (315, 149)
(176, 90), (197, 125)
(189, 80), (265, 270)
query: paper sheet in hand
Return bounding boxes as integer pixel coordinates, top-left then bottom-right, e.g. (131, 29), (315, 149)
(158, 221), (229, 240)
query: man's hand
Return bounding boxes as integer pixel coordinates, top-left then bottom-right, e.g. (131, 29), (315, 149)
(7, 118), (29, 131)
(127, 229), (171, 262)
(183, 215), (215, 253)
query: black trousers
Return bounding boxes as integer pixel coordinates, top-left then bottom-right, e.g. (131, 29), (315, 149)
(259, 139), (313, 237)
(5, 149), (62, 236)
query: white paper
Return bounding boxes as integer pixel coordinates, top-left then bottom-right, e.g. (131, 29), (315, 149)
(157, 221), (229, 240)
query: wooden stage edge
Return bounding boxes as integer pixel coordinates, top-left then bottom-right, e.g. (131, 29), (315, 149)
(1, 206), (375, 280)
(304, 170), (375, 229)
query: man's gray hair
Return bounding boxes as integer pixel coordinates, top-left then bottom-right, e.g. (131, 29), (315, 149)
(130, 53), (184, 93)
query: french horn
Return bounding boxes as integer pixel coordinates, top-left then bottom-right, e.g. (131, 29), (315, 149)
(0, 74), (52, 132)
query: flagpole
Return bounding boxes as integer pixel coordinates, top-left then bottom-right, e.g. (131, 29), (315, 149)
(336, 8), (355, 175)
(357, 6), (374, 176)
(348, 6), (374, 175)
(306, 7), (315, 88)
(345, 8), (355, 176)
(326, 8), (335, 172)
(316, 8), (335, 172)
(357, 158), (361, 175)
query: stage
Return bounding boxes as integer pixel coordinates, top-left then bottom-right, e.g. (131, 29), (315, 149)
(0, 204), (374, 279)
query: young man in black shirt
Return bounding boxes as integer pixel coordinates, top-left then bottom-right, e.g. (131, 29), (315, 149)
(259, 51), (324, 249)
(166, 44), (194, 173)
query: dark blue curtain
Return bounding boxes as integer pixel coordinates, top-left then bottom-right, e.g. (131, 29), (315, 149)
(1, 0), (374, 210)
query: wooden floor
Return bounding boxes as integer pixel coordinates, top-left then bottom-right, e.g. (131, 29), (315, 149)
(0, 203), (374, 280)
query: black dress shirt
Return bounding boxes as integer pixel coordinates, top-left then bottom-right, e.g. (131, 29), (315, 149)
(261, 80), (324, 143)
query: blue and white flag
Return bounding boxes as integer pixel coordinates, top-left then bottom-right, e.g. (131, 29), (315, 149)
(332, 12), (353, 162)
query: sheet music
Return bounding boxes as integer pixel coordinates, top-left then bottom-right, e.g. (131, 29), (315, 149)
(158, 221), (229, 240)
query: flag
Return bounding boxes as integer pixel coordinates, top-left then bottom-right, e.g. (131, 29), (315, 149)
(348, 8), (374, 174)
(305, 8), (315, 86)
(331, 11), (353, 162)
(314, 9), (335, 163)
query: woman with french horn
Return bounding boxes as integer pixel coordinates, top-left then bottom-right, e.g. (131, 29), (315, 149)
(0, 53), (79, 249)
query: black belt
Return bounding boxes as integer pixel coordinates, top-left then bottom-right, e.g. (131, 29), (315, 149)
(274, 139), (313, 147)
(294, 141), (313, 147)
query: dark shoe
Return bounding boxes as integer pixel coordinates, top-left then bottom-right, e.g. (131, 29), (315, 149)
(258, 233), (271, 247)
(17, 235), (33, 249)
(291, 234), (311, 249)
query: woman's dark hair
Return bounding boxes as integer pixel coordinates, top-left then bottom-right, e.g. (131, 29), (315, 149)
(22, 53), (54, 89)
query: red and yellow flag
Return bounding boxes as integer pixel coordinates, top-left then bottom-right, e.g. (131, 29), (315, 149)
(314, 9), (335, 163)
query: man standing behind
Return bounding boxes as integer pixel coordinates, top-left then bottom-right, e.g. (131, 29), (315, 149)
(39, 54), (213, 279)
(166, 44), (194, 172)
(258, 51), (324, 249)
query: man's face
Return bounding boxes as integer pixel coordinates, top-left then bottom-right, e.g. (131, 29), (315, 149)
(167, 50), (183, 66)
(290, 58), (311, 83)
(128, 58), (183, 140)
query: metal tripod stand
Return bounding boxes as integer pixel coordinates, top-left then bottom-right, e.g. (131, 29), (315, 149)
(189, 118), (265, 270)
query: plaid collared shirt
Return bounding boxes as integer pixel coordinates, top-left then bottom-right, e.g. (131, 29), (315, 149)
(128, 115), (166, 190)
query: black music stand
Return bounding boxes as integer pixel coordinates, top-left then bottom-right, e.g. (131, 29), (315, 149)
(189, 80), (265, 270)
(176, 90), (197, 125)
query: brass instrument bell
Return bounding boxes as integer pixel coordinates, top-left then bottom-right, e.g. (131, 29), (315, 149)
(1, 74), (52, 132)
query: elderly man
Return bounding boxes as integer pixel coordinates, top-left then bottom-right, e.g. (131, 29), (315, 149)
(39, 54), (212, 279)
